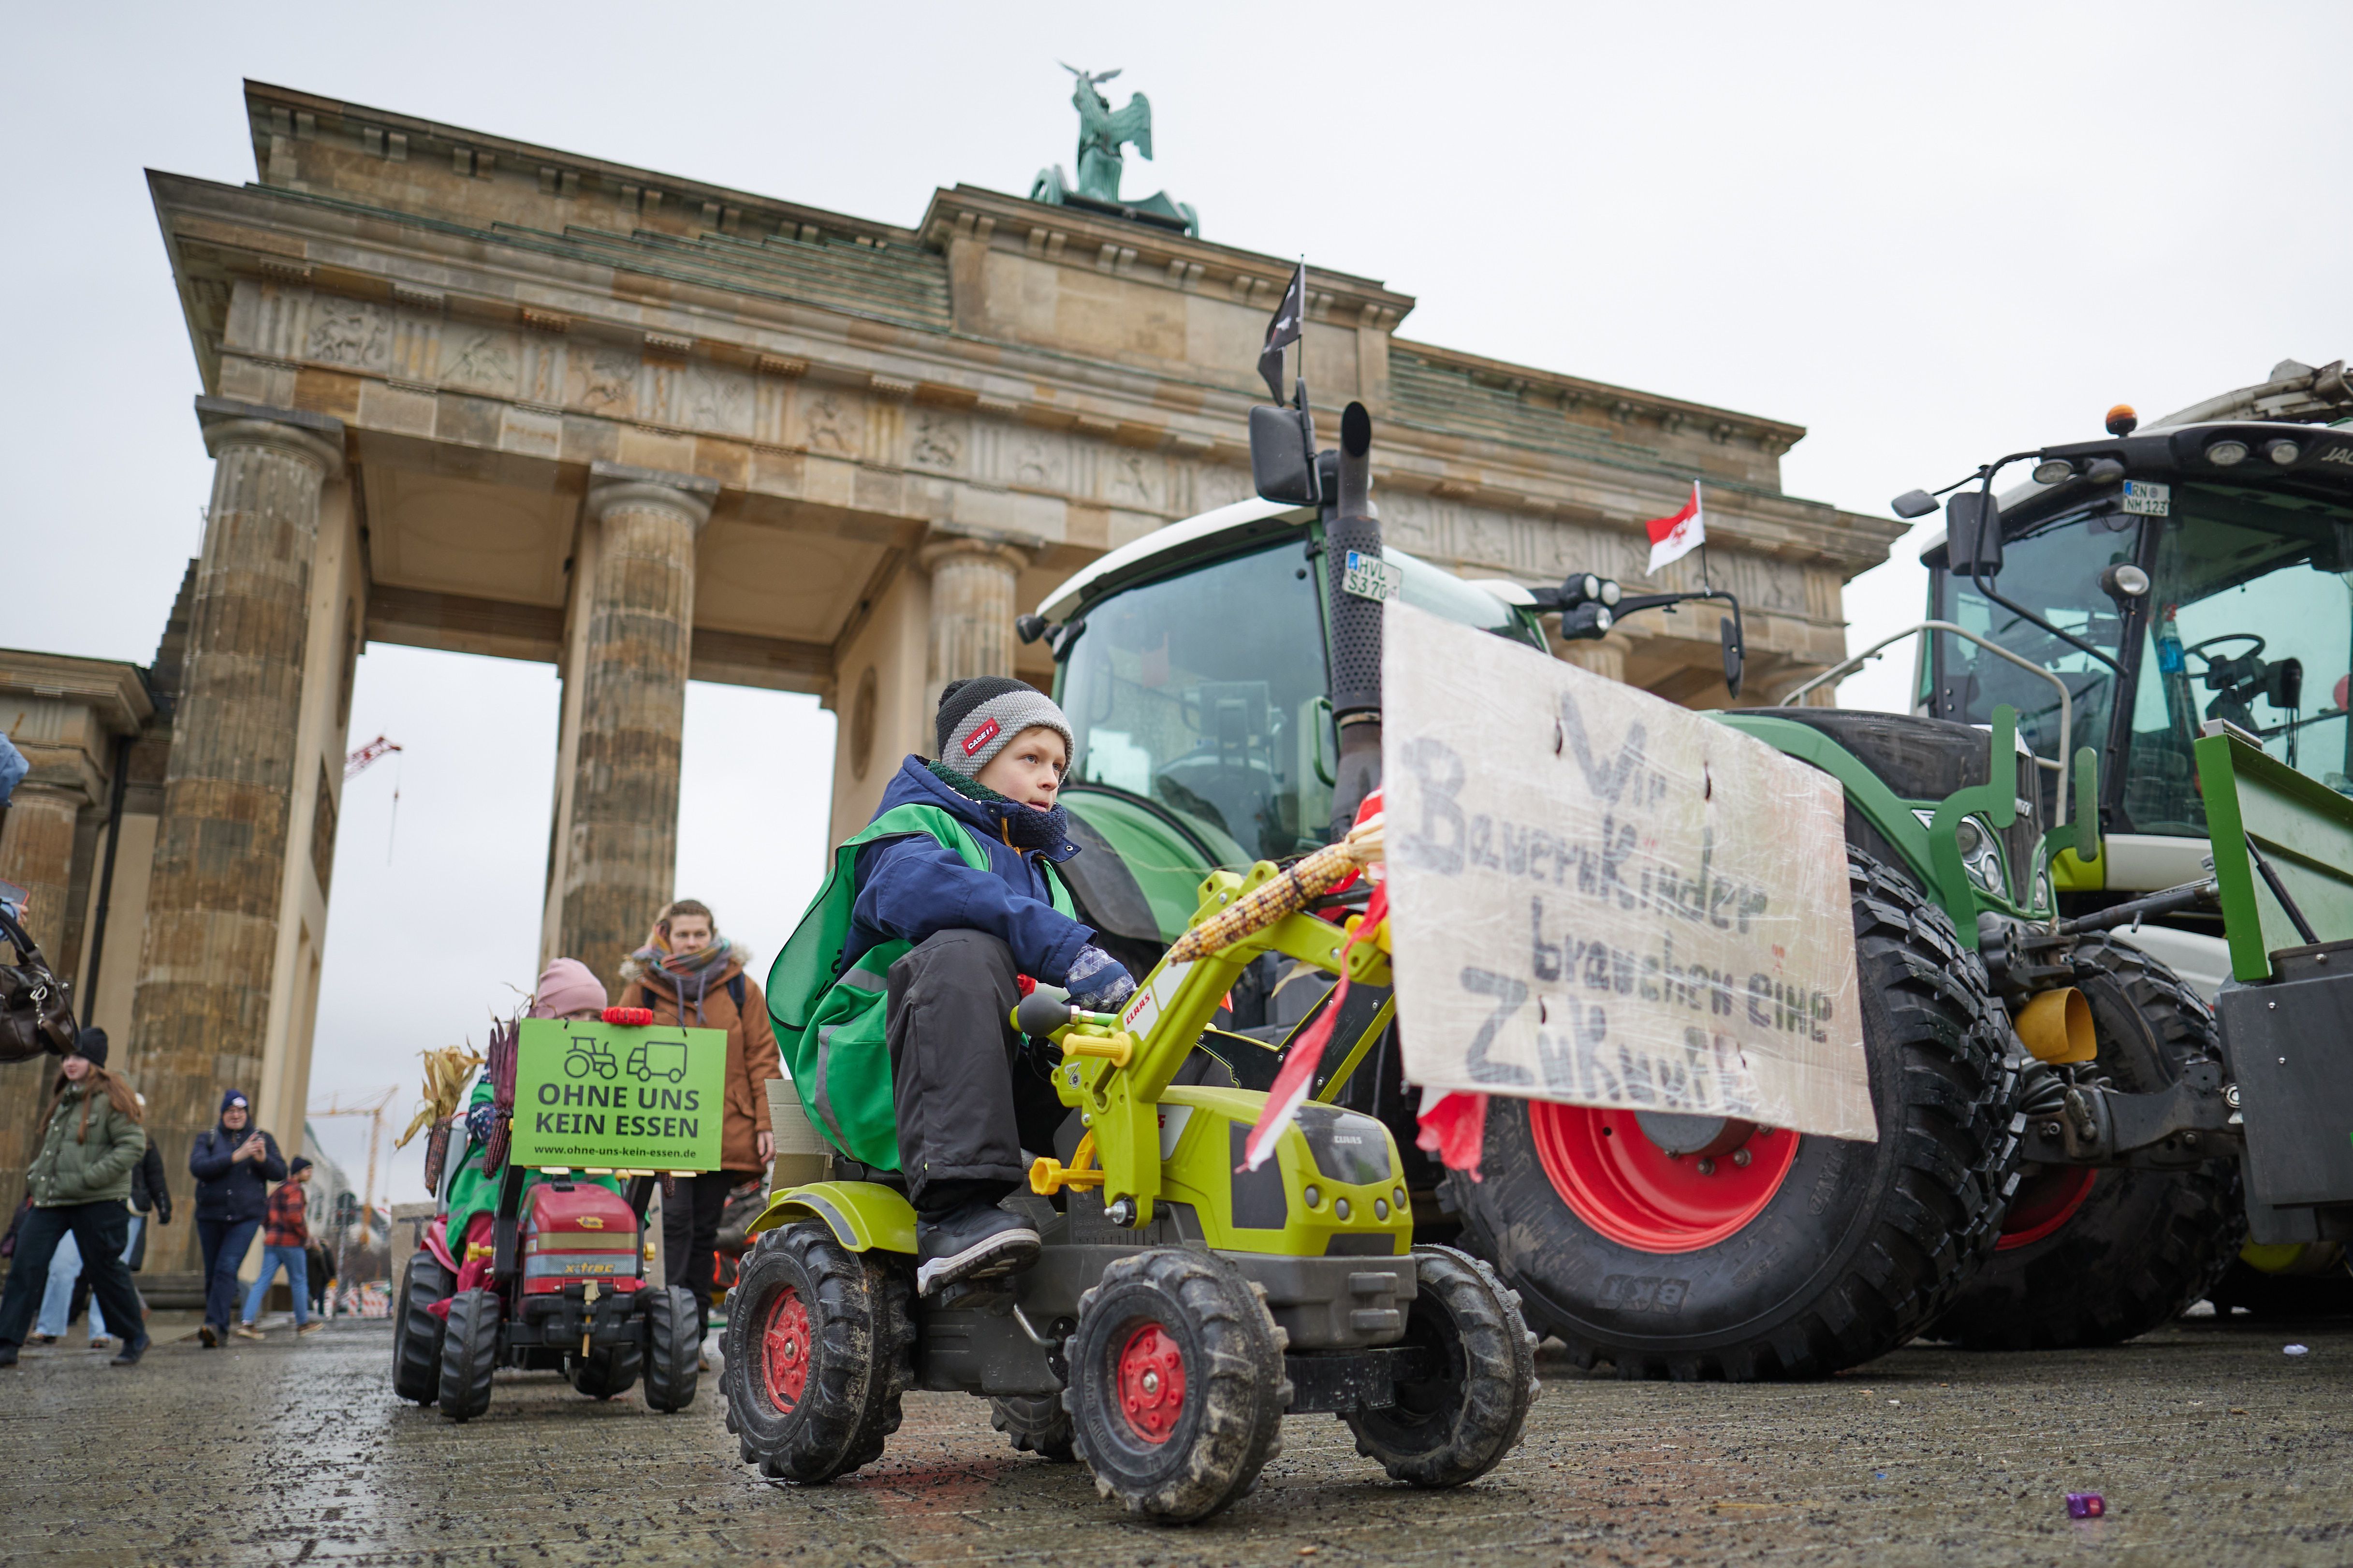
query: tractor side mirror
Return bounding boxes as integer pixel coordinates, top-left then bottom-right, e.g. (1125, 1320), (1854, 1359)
(1891, 489), (1940, 520)
(1720, 615), (1745, 700)
(1249, 403), (1321, 507)
(1945, 490), (2004, 576)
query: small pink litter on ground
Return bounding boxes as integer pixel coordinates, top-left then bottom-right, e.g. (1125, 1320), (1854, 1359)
(2066, 1493), (2105, 1519)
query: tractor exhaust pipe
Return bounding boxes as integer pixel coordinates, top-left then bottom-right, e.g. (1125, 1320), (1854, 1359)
(1326, 401), (1382, 839)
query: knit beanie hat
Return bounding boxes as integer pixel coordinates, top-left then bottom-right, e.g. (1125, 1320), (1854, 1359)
(530, 957), (609, 1020)
(72, 1027), (108, 1068)
(289, 1157), (313, 1176)
(935, 677), (1076, 779)
(221, 1089), (249, 1116)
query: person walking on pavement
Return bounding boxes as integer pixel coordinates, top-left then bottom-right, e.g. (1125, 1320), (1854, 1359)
(0, 1032), (151, 1367)
(189, 1091), (285, 1348)
(622, 900), (781, 1342)
(42, 1060), (170, 1350)
(236, 1157), (320, 1339)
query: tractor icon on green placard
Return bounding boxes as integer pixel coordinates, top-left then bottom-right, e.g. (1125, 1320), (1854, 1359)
(562, 1036), (619, 1080)
(627, 1037), (689, 1084)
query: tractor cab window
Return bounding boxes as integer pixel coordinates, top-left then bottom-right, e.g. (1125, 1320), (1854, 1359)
(1929, 510), (2134, 816)
(1059, 541), (1334, 860)
(2121, 486), (2353, 835)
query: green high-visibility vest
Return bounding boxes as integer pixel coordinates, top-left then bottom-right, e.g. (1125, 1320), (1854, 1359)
(765, 803), (1076, 1171)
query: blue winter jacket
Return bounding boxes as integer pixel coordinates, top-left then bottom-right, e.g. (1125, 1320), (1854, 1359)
(189, 1126), (289, 1224)
(844, 756), (1095, 985)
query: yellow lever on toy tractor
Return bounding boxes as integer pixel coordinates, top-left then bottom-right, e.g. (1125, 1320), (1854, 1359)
(1029, 1131), (1107, 1196)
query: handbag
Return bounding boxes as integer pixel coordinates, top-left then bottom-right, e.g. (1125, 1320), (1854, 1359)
(0, 905), (76, 1064)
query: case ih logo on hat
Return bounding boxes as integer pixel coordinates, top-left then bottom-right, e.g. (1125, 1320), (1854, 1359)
(961, 716), (1000, 757)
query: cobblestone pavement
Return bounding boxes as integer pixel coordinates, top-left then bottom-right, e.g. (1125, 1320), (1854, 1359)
(3, 1310), (2346, 1567)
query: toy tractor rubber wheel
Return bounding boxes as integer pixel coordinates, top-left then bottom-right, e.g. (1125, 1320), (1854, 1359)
(990, 1394), (1077, 1462)
(437, 1289), (500, 1423)
(1064, 1247), (1288, 1523)
(1928, 935), (2246, 1349)
(1446, 850), (2020, 1379)
(721, 1221), (912, 1483)
(392, 1249), (452, 1405)
(570, 1339), (642, 1400)
(642, 1286), (702, 1412)
(1344, 1246), (1538, 1487)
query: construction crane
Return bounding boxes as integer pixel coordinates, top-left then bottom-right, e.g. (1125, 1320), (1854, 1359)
(309, 1085), (401, 1247)
(345, 735), (402, 778)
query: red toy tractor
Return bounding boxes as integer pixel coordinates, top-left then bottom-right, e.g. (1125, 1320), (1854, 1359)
(392, 1166), (701, 1421)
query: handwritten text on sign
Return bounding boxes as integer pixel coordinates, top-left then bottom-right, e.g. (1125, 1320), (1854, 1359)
(1381, 602), (1875, 1141)
(510, 1018), (730, 1170)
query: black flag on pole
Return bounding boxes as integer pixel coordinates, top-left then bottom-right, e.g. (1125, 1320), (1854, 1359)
(1257, 261), (1306, 403)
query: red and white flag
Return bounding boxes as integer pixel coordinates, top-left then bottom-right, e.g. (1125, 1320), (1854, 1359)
(1644, 481), (1705, 574)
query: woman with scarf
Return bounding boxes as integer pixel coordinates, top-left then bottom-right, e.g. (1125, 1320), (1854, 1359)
(622, 900), (781, 1336)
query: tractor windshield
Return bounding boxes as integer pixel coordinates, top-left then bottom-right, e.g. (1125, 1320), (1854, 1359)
(2122, 485), (2353, 833)
(1927, 509), (2134, 812)
(1059, 539), (1335, 860)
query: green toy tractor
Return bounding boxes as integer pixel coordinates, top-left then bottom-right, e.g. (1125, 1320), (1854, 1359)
(721, 412), (1538, 1523)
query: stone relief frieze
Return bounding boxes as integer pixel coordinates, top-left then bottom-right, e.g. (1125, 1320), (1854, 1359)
(306, 299), (393, 372)
(569, 347), (637, 418)
(440, 328), (520, 397)
(679, 364), (755, 437)
(909, 411), (965, 473)
(1008, 431), (1068, 491)
(1108, 450), (1161, 510)
(800, 392), (862, 456)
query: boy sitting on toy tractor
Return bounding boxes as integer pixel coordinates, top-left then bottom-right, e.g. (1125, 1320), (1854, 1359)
(768, 677), (1140, 1295)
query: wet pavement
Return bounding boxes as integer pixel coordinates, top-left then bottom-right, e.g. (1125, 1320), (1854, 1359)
(3, 1309), (2346, 1567)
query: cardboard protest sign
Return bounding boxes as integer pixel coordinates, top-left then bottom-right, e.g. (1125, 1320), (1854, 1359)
(1382, 602), (1875, 1141)
(510, 1017), (730, 1170)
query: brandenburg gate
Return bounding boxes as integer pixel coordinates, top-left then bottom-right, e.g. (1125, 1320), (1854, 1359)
(0, 79), (1900, 1282)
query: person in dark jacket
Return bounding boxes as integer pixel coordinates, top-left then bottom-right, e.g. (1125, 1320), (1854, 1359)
(188, 1090), (286, 1347)
(0, 1034), (150, 1366)
(771, 678), (1136, 1296)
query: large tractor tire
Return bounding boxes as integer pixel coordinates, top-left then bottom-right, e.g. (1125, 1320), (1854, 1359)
(1928, 937), (2244, 1349)
(1446, 851), (2019, 1380)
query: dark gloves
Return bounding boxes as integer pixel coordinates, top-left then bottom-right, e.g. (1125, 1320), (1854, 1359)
(1064, 945), (1138, 1013)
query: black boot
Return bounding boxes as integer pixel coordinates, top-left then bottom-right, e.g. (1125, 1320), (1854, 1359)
(110, 1334), (149, 1366)
(914, 1200), (1041, 1296)
(0, 1342), (17, 1369)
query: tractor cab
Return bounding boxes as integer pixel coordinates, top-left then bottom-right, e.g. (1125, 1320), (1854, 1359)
(1023, 496), (1544, 942)
(1918, 412), (2353, 950)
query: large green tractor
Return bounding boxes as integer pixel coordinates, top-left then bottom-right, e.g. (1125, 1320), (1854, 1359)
(1006, 359), (2353, 1378)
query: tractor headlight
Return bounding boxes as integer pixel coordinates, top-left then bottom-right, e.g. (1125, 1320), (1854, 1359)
(1953, 816), (2008, 896)
(2266, 439), (2302, 466)
(2206, 439), (2250, 467)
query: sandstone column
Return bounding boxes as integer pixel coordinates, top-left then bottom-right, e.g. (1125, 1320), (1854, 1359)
(0, 784), (82, 956)
(127, 398), (342, 1278)
(555, 463), (715, 995)
(919, 534), (1032, 705)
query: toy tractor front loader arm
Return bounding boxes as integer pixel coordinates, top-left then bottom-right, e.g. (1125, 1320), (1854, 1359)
(1022, 845), (1392, 1228)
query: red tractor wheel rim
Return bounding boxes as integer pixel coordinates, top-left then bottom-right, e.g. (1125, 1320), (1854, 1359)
(1115, 1322), (1185, 1444)
(1997, 1165), (2097, 1250)
(761, 1286), (811, 1413)
(1531, 1103), (1798, 1253)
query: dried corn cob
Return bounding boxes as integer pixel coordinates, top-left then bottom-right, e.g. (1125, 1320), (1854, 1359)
(396, 1041), (486, 1148)
(1165, 814), (1385, 963)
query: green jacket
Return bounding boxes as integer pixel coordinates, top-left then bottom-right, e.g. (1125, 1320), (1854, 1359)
(28, 1075), (148, 1207)
(767, 803), (1075, 1171)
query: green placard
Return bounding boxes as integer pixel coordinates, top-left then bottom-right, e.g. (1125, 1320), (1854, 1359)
(511, 1017), (728, 1171)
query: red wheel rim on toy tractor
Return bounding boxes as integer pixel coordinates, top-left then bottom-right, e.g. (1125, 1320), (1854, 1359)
(761, 1286), (812, 1412)
(1114, 1321), (1186, 1444)
(1531, 1103), (1799, 1253)
(1995, 1165), (2097, 1250)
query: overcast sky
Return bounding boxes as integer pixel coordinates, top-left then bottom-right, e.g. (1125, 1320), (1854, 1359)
(6, 1), (2348, 1202)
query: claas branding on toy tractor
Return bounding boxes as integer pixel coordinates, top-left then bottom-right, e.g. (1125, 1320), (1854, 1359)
(391, 1008), (729, 1422)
